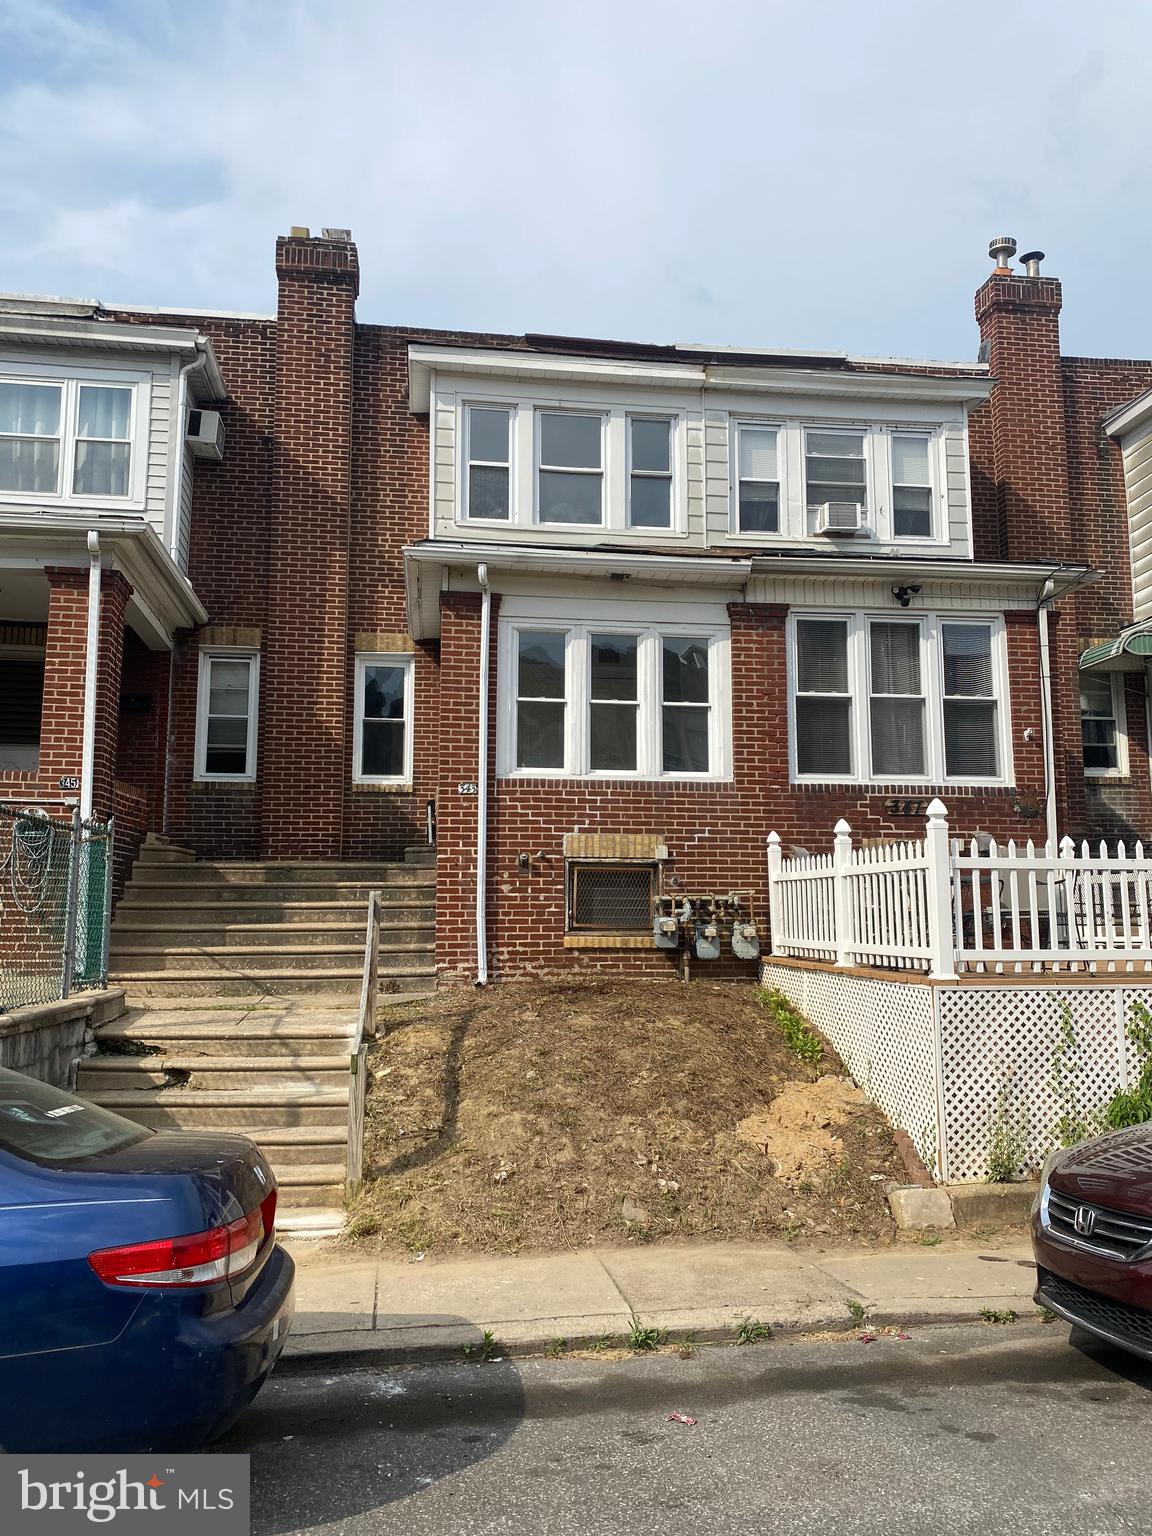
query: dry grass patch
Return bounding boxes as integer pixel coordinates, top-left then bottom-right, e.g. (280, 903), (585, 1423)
(349, 979), (902, 1256)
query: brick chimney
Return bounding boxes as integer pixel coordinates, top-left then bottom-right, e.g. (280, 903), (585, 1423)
(262, 228), (359, 858)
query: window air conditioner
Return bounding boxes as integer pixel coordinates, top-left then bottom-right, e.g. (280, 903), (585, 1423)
(186, 408), (225, 461)
(815, 501), (864, 535)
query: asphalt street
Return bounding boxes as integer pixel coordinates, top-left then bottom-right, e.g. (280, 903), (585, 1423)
(221, 1323), (1152, 1536)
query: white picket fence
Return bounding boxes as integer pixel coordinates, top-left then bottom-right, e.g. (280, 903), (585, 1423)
(768, 799), (1152, 976)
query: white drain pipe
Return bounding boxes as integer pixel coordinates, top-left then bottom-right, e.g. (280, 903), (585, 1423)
(1037, 576), (1058, 851)
(79, 530), (101, 823)
(475, 562), (491, 986)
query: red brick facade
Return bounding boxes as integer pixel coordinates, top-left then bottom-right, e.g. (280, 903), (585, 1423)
(10, 234), (1152, 986)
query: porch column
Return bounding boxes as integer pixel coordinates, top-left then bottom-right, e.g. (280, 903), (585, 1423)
(41, 566), (132, 819)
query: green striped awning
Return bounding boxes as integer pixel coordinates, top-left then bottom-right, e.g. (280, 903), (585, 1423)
(1080, 621), (1152, 671)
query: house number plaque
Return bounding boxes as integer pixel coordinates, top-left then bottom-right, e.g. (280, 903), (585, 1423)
(883, 796), (928, 818)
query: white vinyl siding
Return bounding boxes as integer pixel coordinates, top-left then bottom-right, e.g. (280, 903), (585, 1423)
(1121, 426), (1152, 622)
(789, 611), (1009, 786)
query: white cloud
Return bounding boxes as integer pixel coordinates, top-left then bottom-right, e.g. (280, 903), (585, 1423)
(1, 0), (1151, 355)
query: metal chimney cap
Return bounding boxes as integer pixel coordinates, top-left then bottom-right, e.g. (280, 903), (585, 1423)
(1019, 249), (1045, 276)
(988, 235), (1017, 265)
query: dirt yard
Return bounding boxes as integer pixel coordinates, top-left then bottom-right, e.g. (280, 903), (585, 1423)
(348, 980), (905, 1256)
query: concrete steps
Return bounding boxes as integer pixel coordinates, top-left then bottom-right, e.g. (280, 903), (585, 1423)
(92, 842), (436, 1232)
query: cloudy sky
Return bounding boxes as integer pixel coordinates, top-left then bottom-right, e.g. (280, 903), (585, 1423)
(1, 0), (1149, 360)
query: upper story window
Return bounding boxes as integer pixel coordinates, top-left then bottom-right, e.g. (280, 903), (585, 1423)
(500, 617), (729, 780)
(464, 406), (511, 520)
(729, 419), (946, 545)
(790, 611), (1008, 785)
(0, 366), (146, 506)
(538, 412), (604, 525)
(628, 416), (673, 529)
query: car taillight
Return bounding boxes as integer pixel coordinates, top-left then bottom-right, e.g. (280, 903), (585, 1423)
(89, 1194), (276, 1289)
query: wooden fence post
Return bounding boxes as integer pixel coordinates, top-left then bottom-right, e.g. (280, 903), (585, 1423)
(925, 798), (957, 980)
(833, 818), (852, 968)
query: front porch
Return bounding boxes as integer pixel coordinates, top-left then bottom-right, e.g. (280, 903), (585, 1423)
(765, 804), (1152, 1181)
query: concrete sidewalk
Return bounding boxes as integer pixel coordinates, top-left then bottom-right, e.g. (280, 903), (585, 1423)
(280, 1238), (1039, 1368)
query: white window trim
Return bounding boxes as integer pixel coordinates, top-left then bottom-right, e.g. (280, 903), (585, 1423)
(787, 609), (1011, 787)
(534, 407), (607, 529)
(625, 412), (676, 532)
(726, 418), (948, 547)
(461, 401), (514, 523)
(452, 394), (691, 537)
(498, 619), (731, 781)
(0, 358), (150, 509)
(1082, 669), (1129, 779)
(353, 652), (415, 785)
(193, 648), (260, 784)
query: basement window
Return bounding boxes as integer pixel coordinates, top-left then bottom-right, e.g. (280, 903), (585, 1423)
(567, 862), (655, 934)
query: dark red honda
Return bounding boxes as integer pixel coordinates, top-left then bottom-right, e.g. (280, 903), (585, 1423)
(1033, 1124), (1152, 1359)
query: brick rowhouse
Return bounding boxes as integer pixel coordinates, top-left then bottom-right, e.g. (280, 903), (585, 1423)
(7, 229), (1152, 986)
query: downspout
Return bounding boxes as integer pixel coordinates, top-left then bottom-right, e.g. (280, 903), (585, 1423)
(1037, 576), (1058, 850)
(476, 563), (491, 986)
(79, 530), (101, 823)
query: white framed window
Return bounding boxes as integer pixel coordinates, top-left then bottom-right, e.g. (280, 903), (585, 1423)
(536, 410), (605, 525)
(891, 433), (934, 539)
(805, 428), (868, 516)
(354, 653), (414, 784)
(0, 364), (146, 505)
(734, 422), (780, 534)
(194, 650), (259, 782)
(501, 618), (730, 779)
(1081, 671), (1127, 777)
(789, 611), (1009, 785)
(627, 415), (673, 529)
(463, 404), (512, 520)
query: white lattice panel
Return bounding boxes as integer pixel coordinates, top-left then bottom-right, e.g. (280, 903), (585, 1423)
(937, 984), (1152, 1181)
(763, 964), (940, 1174)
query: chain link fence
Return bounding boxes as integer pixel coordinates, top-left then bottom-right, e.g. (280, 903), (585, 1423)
(0, 804), (114, 1012)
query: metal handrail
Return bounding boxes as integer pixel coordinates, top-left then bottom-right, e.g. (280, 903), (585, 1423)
(346, 889), (382, 1198)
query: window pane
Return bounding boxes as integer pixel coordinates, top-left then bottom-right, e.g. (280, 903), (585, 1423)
(663, 706), (709, 772)
(1080, 673), (1114, 717)
(943, 624), (993, 696)
(796, 620), (848, 693)
(739, 427), (778, 480)
(663, 637), (709, 704)
(208, 659), (250, 715)
(77, 385), (131, 440)
(204, 745), (249, 774)
(870, 698), (926, 775)
(362, 719), (404, 777)
(806, 455), (866, 485)
(630, 475), (671, 527)
(363, 664), (405, 720)
(590, 702), (637, 771)
(590, 634), (637, 700)
(518, 631), (565, 698)
(469, 407), (509, 464)
(73, 440), (130, 496)
(808, 481), (866, 509)
(538, 469), (602, 523)
(796, 697), (851, 775)
(517, 700), (565, 768)
(0, 438), (60, 493)
(807, 432), (863, 458)
(0, 382), (60, 437)
(892, 435), (930, 484)
(945, 700), (998, 777)
(738, 483), (779, 532)
(870, 623), (921, 695)
(1082, 719), (1118, 771)
(893, 486), (932, 537)
(540, 412), (601, 469)
(207, 717), (248, 748)
(468, 464), (509, 519)
(631, 418), (670, 473)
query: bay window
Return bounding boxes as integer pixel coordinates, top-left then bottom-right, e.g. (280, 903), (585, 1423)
(0, 369), (142, 503)
(502, 619), (729, 778)
(354, 653), (414, 784)
(790, 612), (1007, 784)
(195, 650), (259, 782)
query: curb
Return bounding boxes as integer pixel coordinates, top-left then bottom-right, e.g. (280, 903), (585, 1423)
(888, 1181), (1036, 1230)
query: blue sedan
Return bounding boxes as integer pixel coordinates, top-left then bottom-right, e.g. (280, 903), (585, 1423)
(0, 1064), (294, 1453)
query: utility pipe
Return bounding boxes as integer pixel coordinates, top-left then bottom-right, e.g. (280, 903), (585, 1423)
(475, 563), (491, 985)
(79, 530), (101, 823)
(1037, 576), (1058, 851)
